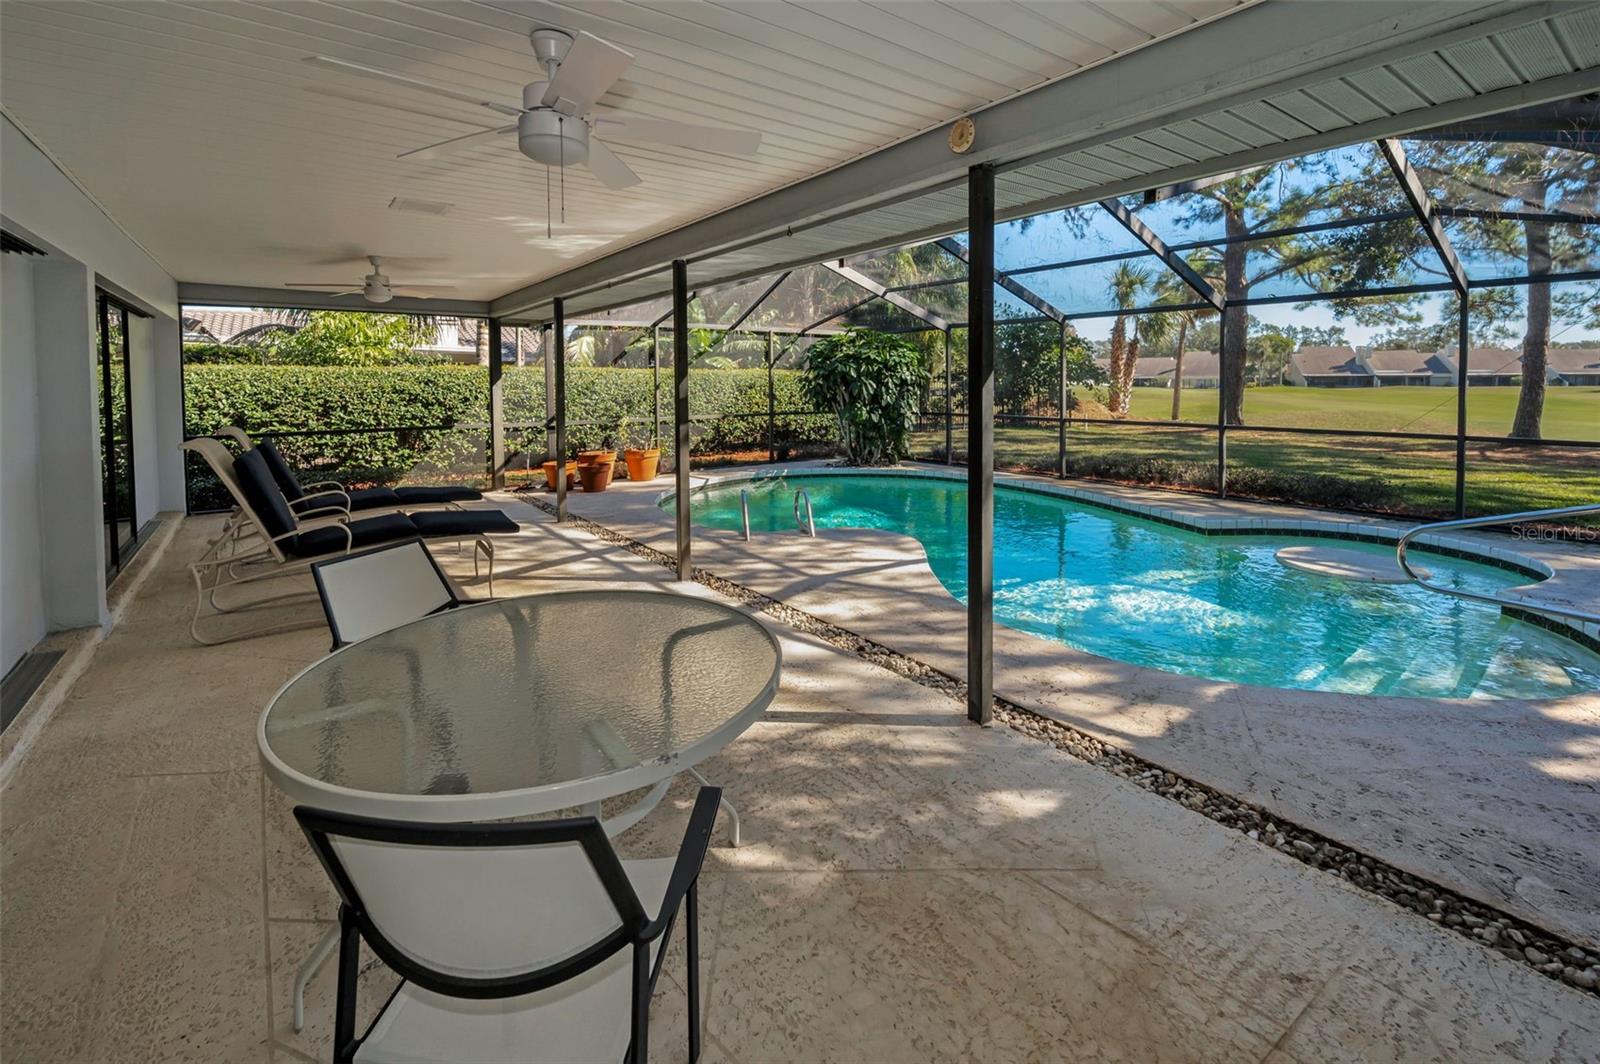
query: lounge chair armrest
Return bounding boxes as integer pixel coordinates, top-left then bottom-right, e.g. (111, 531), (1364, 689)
(291, 489), (351, 515)
(639, 786), (721, 942)
(300, 479), (347, 493)
(290, 502), (351, 521)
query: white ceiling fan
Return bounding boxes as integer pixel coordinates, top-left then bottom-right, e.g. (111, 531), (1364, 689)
(285, 256), (457, 304)
(304, 28), (762, 196)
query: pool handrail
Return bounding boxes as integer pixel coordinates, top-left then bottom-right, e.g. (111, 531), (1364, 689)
(740, 489), (751, 542)
(794, 489), (816, 538)
(1396, 504), (1600, 625)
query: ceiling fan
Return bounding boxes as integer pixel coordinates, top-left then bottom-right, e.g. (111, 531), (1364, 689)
(285, 256), (456, 304)
(303, 28), (762, 198)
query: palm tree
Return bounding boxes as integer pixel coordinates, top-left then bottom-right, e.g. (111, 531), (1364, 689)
(1148, 270), (1218, 420)
(1105, 262), (1151, 417)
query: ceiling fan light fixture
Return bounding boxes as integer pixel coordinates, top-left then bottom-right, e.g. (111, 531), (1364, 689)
(517, 100), (589, 165)
(363, 277), (394, 303)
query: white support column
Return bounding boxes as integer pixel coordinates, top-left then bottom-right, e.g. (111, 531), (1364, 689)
(149, 314), (186, 513)
(31, 257), (108, 631)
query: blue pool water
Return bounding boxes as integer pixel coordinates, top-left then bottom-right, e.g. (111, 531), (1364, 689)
(671, 473), (1600, 700)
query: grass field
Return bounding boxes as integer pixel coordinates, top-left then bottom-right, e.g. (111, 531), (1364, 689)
(912, 385), (1599, 521)
(1114, 385), (1600, 441)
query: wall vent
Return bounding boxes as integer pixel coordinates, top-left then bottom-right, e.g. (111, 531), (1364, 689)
(388, 196), (452, 216)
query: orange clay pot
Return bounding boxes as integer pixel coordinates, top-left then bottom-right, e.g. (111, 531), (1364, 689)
(541, 459), (578, 490)
(624, 448), (661, 482)
(578, 457), (615, 493)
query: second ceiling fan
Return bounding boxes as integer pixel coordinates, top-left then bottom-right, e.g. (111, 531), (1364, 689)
(306, 27), (762, 195)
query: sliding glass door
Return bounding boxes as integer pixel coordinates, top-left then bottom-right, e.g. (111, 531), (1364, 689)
(96, 291), (138, 577)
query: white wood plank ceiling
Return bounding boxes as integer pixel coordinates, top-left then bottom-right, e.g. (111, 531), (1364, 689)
(0, 0), (1247, 300)
(517, 1), (1600, 320)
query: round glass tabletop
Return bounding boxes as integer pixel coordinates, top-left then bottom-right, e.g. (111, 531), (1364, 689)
(259, 590), (782, 821)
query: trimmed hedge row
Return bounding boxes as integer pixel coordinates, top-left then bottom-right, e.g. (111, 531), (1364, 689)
(183, 363), (835, 507)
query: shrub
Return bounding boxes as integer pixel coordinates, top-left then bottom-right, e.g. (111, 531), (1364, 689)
(183, 363), (837, 507)
(800, 329), (926, 465)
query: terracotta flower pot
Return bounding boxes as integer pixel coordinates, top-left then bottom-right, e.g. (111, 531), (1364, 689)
(624, 448), (661, 482)
(578, 457), (615, 493)
(577, 449), (615, 467)
(541, 459), (577, 490)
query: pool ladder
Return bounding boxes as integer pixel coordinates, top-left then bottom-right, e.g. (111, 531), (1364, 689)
(1396, 504), (1600, 624)
(738, 487), (816, 540)
(794, 489), (816, 537)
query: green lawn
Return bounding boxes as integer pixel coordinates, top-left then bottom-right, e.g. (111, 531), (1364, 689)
(913, 384), (1599, 520)
(1116, 385), (1599, 441)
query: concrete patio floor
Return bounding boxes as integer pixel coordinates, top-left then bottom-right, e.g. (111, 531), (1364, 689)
(2, 497), (1597, 1063)
(554, 463), (1600, 949)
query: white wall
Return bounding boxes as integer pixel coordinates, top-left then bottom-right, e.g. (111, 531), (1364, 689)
(2, 114), (181, 668)
(2, 256), (46, 673)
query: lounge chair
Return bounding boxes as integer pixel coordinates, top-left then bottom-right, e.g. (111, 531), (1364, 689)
(215, 426), (483, 516)
(181, 438), (516, 645)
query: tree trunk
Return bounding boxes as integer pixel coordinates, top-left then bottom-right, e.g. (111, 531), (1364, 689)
(1119, 332), (1141, 415)
(1511, 211), (1550, 440)
(1170, 319), (1189, 421)
(1220, 218), (1248, 426)
(1107, 316), (1129, 417)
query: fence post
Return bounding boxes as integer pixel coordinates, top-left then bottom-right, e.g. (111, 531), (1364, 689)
(1216, 310), (1229, 499)
(943, 327), (954, 465)
(652, 324), (662, 450)
(966, 164), (995, 726)
(766, 331), (777, 462)
(552, 302), (567, 521)
(487, 318), (504, 489)
(1455, 295), (1469, 518)
(1057, 319), (1068, 479)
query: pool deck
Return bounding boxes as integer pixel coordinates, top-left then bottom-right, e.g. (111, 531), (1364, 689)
(550, 461), (1600, 948)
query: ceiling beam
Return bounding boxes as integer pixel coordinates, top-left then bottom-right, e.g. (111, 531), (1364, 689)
(1098, 198), (1224, 312)
(489, 1), (1547, 321)
(1378, 138), (1469, 294)
(177, 283), (489, 318)
(934, 237), (1070, 326)
(820, 260), (950, 332)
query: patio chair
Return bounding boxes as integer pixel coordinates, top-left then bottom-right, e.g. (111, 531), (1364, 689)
(216, 426), (484, 517)
(180, 438), (516, 645)
(294, 785), (720, 1064)
(312, 539), (472, 650)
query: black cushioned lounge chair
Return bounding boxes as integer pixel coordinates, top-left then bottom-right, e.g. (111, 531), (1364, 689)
(180, 438), (516, 645)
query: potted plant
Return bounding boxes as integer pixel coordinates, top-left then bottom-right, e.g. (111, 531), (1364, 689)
(540, 458), (577, 490)
(578, 419), (621, 469)
(578, 454), (615, 492)
(621, 416), (661, 482)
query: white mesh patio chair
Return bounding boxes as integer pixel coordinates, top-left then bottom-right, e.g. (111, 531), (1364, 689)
(294, 787), (721, 1064)
(311, 539), (471, 650)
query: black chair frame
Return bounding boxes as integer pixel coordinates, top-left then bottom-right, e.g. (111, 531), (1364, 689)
(294, 786), (721, 1064)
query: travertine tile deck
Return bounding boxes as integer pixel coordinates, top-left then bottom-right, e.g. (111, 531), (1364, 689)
(2, 499), (1596, 1062)
(556, 464), (1600, 947)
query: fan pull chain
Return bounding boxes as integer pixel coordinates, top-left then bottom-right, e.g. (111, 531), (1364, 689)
(558, 116), (566, 225)
(545, 161), (552, 240)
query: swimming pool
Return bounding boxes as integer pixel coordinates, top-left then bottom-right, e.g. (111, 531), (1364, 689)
(670, 472), (1600, 700)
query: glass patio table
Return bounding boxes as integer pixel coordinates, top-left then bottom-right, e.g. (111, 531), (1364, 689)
(259, 588), (783, 824)
(259, 589), (782, 1032)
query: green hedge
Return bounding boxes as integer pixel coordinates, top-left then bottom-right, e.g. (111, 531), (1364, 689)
(184, 363), (835, 508)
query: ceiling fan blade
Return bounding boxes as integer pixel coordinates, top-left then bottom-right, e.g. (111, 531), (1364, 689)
(388, 284), (459, 291)
(284, 282), (357, 289)
(541, 31), (633, 115)
(304, 55), (522, 117)
(585, 137), (642, 189)
(399, 125), (518, 161)
(596, 114), (760, 155)
(285, 285), (362, 296)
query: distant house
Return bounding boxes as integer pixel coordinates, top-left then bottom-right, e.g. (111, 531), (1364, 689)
(1288, 346), (1369, 387)
(1546, 348), (1600, 386)
(1092, 353), (1218, 388)
(1439, 348), (1523, 386)
(182, 309), (297, 345)
(1360, 349), (1453, 387)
